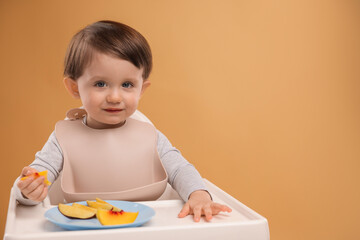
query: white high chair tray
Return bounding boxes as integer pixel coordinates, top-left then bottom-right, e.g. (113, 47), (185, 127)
(4, 179), (270, 240)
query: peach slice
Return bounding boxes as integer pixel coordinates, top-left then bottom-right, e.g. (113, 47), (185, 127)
(95, 197), (108, 204)
(87, 199), (122, 212)
(58, 203), (96, 219)
(72, 203), (97, 214)
(96, 209), (139, 225)
(20, 170), (51, 186)
(95, 198), (122, 212)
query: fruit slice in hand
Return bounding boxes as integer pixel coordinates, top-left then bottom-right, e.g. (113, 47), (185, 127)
(87, 200), (122, 212)
(20, 170), (51, 186)
(97, 209), (139, 225)
(58, 203), (96, 219)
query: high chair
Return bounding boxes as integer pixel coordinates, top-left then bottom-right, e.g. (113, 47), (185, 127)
(4, 110), (270, 240)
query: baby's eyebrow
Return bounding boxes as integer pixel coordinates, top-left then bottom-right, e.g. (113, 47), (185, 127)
(89, 76), (107, 81)
(122, 78), (138, 82)
(88, 75), (141, 83)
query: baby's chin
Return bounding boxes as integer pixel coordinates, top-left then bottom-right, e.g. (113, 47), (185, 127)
(99, 120), (127, 129)
(87, 117), (127, 129)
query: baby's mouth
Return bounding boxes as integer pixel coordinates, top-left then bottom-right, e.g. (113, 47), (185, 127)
(104, 108), (123, 113)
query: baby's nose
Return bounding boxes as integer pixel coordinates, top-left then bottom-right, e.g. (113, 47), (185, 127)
(106, 90), (122, 103)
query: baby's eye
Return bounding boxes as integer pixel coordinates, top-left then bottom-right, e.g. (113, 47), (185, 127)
(122, 82), (134, 88)
(94, 81), (107, 87)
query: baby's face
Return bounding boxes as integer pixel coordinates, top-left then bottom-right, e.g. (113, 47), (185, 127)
(75, 52), (148, 129)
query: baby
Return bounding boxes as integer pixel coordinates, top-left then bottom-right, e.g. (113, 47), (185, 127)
(15, 20), (231, 222)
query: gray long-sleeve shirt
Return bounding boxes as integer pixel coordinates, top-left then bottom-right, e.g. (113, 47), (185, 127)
(15, 127), (207, 205)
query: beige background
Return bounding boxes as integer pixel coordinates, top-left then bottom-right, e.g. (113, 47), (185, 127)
(1, 0), (360, 239)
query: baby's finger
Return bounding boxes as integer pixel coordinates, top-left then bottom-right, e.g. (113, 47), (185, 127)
(22, 176), (45, 196)
(178, 202), (190, 218)
(217, 203), (232, 213)
(211, 203), (233, 214)
(203, 205), (213, 221)
(20, 166), (36, 177)
(193, 205), (202, 222)
(17, 175), (35, 190)
(223, 205), (232, 213)
(34, 185), (48, 202)
(27, 182), (45, 201)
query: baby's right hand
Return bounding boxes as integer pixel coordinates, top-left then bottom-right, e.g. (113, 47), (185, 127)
(17, 166), (48, 202)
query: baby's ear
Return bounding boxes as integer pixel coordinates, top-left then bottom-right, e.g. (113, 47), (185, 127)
(63, 77), (80, 98)
(140, 80), (151, 97)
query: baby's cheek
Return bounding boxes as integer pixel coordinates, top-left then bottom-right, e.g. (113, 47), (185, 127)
(128, 95), (140, 107)
(84, 93), (101, 108)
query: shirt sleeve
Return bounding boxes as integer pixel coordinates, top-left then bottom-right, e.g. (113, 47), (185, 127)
(14, 131), (64, 205)
(156, 129), (208, 202)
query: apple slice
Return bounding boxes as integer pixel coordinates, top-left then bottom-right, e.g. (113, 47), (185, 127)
(58, 203), (96, 219)
(87, 200), (122, 212)
(21, 170), (51, 186)
(97, 209), (139, 225)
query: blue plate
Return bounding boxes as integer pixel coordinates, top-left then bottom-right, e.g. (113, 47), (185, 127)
(44, 200), (155, 230)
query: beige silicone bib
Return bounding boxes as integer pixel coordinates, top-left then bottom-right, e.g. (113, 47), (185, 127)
(55, 108), (168, 202)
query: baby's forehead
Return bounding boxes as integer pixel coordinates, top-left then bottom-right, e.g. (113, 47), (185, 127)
(83, 52), (144, 80)
(87, 50), (134, 66)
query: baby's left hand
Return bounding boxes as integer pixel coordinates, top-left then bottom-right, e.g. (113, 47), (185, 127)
(178, 190), (232, 222)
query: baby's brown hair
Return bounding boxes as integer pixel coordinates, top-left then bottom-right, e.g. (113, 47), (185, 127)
(64, 20), (152, 80)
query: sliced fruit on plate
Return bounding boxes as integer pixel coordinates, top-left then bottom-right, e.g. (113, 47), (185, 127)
(72, 203), (97, 214)
(58, 203), (96, 219)
(95, 197), (107, 204)
(21, 170), (51, 186)
(97, 209), (139, 225)
(96, 198), (122, 212)
(87, 199), (122, 212)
